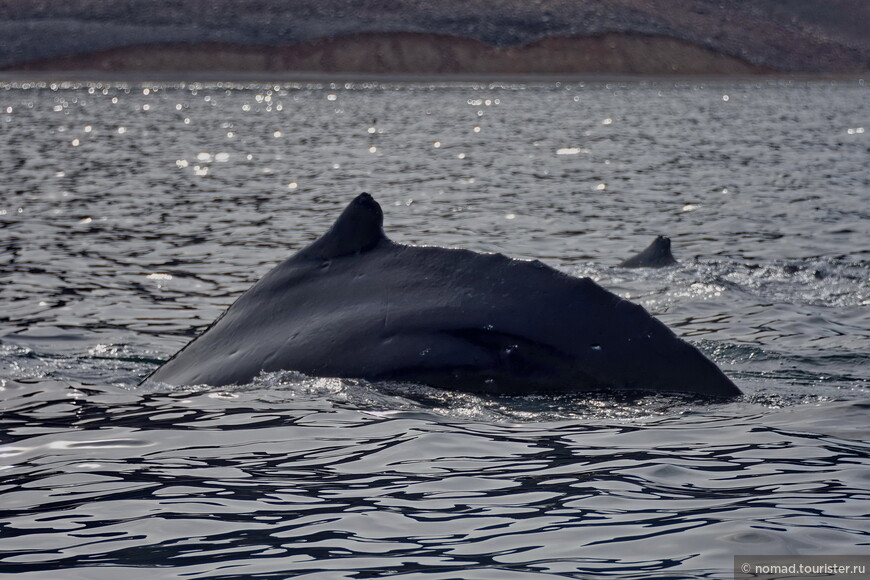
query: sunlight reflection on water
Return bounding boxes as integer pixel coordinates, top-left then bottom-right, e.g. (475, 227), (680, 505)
(0, 79), (867, 578)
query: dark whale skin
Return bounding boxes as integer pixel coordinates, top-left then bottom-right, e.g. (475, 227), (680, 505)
(146, 194), (740, 398)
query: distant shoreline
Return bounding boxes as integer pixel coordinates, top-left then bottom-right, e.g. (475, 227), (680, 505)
(1, 32), (783, 79)
(1, 71), (865, 85)
(3, 30), (867, 85)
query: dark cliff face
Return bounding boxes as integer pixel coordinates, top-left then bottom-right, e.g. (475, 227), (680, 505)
(0, 0), (868, 73)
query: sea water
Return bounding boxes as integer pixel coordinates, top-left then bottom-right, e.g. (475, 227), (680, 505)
(0, 79), (868, 578)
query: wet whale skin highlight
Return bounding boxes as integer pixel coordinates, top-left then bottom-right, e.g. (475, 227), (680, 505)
(146, 193), (740, 398)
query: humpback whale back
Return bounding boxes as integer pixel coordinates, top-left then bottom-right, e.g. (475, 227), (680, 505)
(146, 195), (739, 398)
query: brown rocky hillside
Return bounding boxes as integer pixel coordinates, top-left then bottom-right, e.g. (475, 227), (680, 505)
(1, 0), (867, 75)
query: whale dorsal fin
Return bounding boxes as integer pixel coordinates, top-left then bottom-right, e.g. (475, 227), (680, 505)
(299, 193), (387, 259)
(619, 235), (678, 268)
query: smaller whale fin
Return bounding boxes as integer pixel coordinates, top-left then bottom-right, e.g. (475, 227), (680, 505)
(299, 193), (387, 259)
(619, 235), (678, 268)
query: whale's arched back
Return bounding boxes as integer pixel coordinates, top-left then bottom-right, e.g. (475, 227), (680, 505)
(145, 194), (740, 398)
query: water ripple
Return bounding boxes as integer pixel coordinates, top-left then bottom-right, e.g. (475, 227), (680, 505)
(1, 80), (868, 578)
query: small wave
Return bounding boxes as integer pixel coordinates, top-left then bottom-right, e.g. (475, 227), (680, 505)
(140, 368), (745, 424)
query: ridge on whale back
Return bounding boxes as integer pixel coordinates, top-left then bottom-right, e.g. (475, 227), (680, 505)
(145, 193), (741, 398)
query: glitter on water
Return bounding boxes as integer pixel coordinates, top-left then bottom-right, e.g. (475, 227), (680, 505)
(0, 79), (868, 579)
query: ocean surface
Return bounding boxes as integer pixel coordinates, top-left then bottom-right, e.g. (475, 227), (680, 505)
(0, 78), (868, 578)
